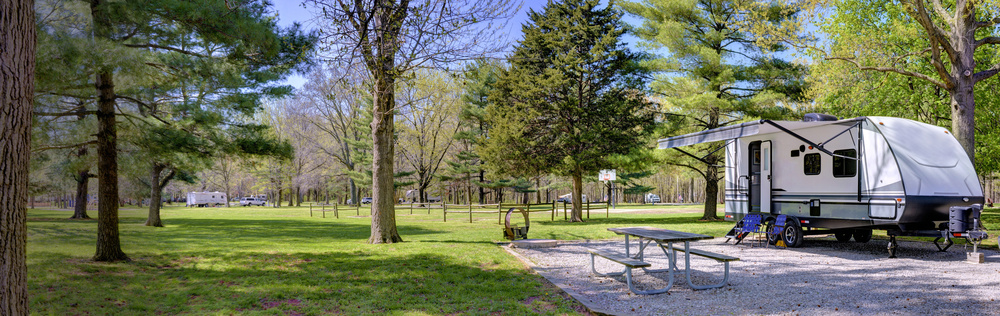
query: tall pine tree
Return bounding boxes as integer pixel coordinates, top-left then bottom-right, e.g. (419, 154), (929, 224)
(621, 0), (807, 220)
(483, 0), (656, 222)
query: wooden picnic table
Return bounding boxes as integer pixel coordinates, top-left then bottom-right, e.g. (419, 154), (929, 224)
(593, 226), (736, 294)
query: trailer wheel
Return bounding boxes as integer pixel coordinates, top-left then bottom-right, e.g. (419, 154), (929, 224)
(782, 225), (803, 247)
(852, 229), (872, 243)
(834, 232), (852, 242)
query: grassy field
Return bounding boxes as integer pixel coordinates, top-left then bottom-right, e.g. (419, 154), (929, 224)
(26, 203), (1000, 315)
(26, 203), (728, 315)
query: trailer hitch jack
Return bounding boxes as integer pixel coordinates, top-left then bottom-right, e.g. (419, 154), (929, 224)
(887, 235), (898, 258)
(932, 237), (954, 252)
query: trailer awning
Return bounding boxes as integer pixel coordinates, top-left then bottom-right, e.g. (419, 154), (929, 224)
(657, 121), (762, 149)
(657, 118), (867, 149)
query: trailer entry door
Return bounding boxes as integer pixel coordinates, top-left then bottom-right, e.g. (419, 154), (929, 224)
(761, 141), (772, 214)
(749, 141), (773, 213)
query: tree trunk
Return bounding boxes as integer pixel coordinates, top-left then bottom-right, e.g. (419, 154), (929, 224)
(702, 165), (720, 220)
(90, 0), (128, 263)
(145, 164), (174, 227)
(369, 80), (403, 243)
(0, 0), (34, 310)
(571, 172), (584, 222)
(478, 170), (485, 204)
(949, 74), (976, 164)
(296, 186), (302, 207)
(71, 170), (92, 219)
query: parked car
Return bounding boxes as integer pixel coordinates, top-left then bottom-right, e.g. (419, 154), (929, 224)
(239, 197), (266, 206)
(556, 194), (587, 203)
(361, 197), (373, 204)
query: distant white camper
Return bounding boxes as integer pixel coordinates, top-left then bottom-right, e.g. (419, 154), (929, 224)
(645, 193), (661, 203)
(186, 191), (228, 207)
(659, 114), (988, 257)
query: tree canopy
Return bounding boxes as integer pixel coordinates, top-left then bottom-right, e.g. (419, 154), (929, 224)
(483, 0), (657, 222)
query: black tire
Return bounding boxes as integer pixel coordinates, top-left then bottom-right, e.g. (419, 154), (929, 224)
(853, 229), (873, 243)
(834, 232), (852, 242)
(782, 224), (803, 247)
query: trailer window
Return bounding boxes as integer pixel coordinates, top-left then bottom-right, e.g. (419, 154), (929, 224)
(804, 153), (821, 175)
(833, 149), (857, 177)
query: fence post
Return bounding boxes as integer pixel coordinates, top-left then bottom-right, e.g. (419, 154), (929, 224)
(310, 204), (313, 217)
(410, 202), (413, 215)
(498, 204), (503, 225)
(587, 201), (590, 219)
(444, 204), (448, 222)
(469, 203), (473, 223)
(606, 201), (609, 218)
(552, 204), (556, 222)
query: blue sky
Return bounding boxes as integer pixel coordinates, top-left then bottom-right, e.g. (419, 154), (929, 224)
(270, 0), (552, 89)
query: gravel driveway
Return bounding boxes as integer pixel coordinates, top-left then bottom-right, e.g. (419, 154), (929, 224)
(510, 237), (1000, 315)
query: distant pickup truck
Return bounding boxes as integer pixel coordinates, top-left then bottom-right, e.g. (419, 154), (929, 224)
(239, 197), (266, 206)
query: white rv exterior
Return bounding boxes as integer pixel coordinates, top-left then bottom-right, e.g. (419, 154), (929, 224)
(659, 115), (987, 255)
(186, 191), (228, 207)
(645, 193), (661, 203)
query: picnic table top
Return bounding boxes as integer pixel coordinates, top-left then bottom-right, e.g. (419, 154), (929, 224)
(607, 226), (713, 243)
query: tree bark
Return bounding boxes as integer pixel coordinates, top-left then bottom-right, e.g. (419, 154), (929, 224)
(90, 0), (128, 262)
(71, 170), (92, 219)
(369, 69), (403, 243)
(570, 172), (584, 222)
(0, 0), (34, 311)
(145, 164), (175, 227)
(702, 164), (720, 220)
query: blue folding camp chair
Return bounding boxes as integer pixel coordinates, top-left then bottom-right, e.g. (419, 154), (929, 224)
(733, 214), (764, 246)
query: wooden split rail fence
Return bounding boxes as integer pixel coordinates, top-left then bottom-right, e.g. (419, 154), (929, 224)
(561, 201), (610, 219)
(309, 200), (611, 223)
(308, 203), (364, 219)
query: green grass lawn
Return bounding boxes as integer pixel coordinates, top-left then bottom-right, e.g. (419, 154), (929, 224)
(26, 203), (728, 315)
(27, 204), (999, 315)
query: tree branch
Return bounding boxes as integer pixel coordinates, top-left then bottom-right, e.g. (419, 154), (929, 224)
(123, 43), (207, 58)
(34, 110), (96, 117)
(975, 17), (1000, 29)
(973, 63), (1000, 84)
(976, 36), (1000, 49)
(32, 140), (98, 152)
(826, 56), (949, 89)
(906, 0), (957, 60)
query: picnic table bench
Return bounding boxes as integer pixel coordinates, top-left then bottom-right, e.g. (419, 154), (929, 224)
(587, 226), (739, 294)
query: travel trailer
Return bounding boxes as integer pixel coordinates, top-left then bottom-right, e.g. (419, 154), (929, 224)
(186, 191), (228, 207)
(658, 114), (988, 257)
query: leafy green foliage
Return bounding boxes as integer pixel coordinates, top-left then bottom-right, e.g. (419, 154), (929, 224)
(621, 0), (807, 219)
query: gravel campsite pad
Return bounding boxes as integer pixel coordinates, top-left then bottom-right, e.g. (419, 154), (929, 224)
(511, 237), (1000, 315)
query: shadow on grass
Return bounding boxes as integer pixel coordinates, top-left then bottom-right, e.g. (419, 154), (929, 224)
(29, 251), (580, 315)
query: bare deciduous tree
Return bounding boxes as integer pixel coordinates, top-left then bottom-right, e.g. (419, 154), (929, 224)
(307, 0), (519, 243)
